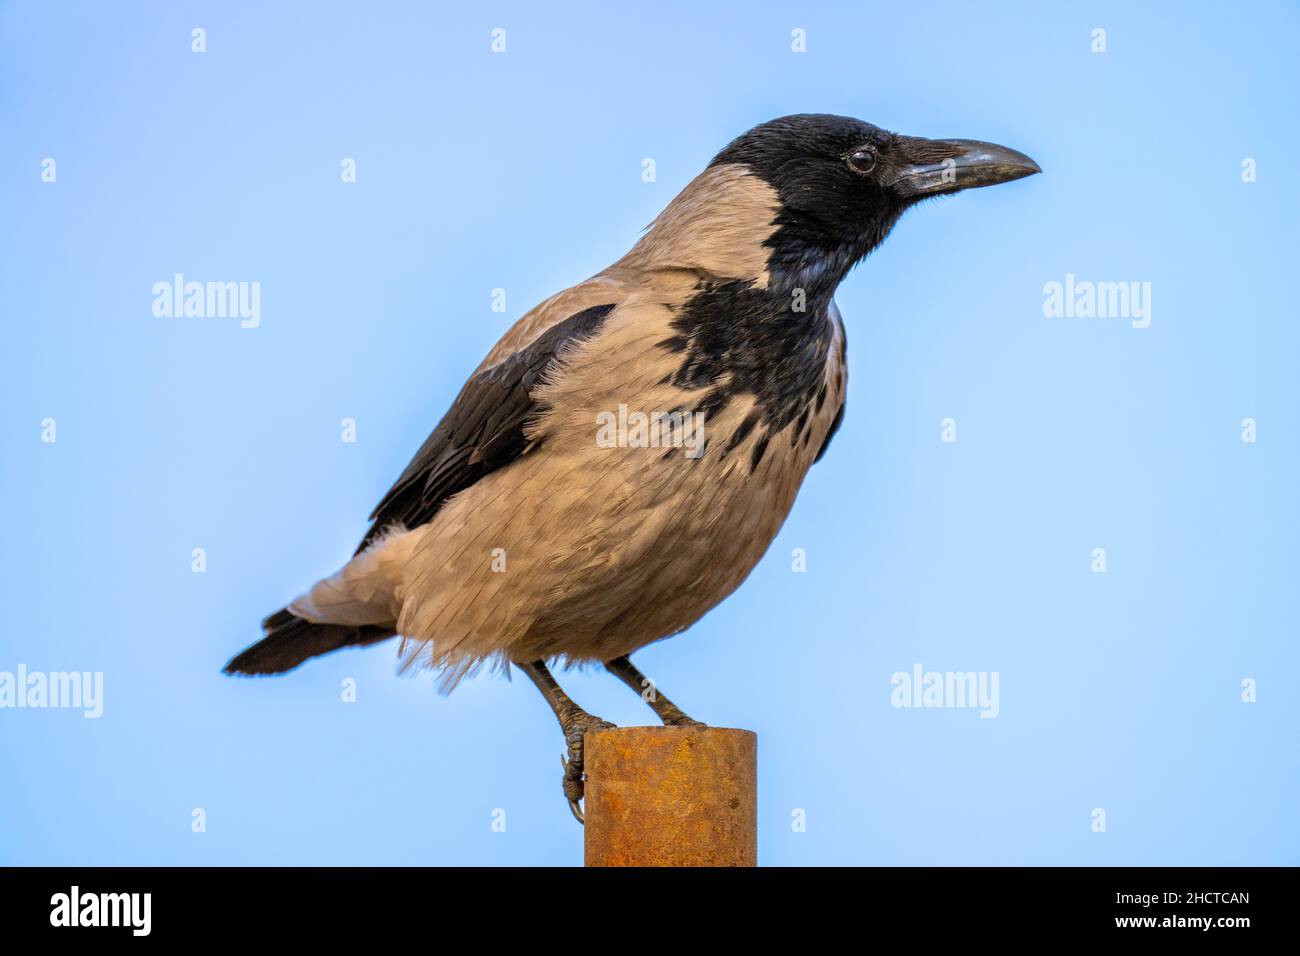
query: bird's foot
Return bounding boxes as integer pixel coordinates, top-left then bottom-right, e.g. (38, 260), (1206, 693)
(654, 701), (706, 728)
(663, 714), (707, 728)
(560, 713), (616, 824)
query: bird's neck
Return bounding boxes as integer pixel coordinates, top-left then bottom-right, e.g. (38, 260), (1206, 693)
(612, 165), (851, 433)
(619, 164), (783, 283)
(622, 167), (869, 311)
(763, 247), (856, 315)
(761, 203), (903, 306)
(660, 274), (838, 437)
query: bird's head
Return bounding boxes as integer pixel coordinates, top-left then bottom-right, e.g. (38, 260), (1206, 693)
(705, 113), (1040, 292)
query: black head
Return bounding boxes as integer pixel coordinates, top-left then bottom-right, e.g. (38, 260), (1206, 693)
(710, 114), (1039, 291)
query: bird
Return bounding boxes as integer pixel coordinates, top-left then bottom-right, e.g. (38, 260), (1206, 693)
(224, 114), (1039, 822)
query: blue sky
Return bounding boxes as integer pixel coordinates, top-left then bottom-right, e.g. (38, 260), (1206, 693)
(1, 0), (1296, 865)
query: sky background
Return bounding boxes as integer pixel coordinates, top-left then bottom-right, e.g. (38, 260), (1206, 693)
(1, 0), (1296, 866)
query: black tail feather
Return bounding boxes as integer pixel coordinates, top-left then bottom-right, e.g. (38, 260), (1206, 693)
(223, 608), (396, 675)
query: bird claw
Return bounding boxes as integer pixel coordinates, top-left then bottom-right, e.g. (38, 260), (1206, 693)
(664, 715), (707, 728)
(561, 748), (588, 823)
(567, 797), (585, 824)
(558, 717), (614, 825)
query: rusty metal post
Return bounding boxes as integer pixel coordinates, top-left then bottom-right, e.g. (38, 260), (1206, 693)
(583, 726), (757, 866)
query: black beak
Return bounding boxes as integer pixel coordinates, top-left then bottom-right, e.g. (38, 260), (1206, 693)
(892, 139), (1041, 199)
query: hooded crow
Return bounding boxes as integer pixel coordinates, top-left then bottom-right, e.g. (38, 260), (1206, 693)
(224, 114), (1039, 821)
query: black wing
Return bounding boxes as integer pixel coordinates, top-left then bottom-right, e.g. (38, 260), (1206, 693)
(355, 303), (615, 554)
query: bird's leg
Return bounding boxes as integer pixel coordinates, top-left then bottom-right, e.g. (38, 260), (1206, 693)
(516, 659), (615, 824)
(605, 655), (705, 727)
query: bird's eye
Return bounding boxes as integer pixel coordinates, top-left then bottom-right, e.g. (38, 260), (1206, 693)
(847, 148), (877, 174)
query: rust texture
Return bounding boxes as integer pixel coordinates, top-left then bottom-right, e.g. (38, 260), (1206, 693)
(583, 726), (757, 867)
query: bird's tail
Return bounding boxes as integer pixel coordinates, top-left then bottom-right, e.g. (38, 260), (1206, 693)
(223, 607), (396, 676)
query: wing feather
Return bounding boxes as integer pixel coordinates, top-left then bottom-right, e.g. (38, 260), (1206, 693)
(355, 302), (616, 553)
